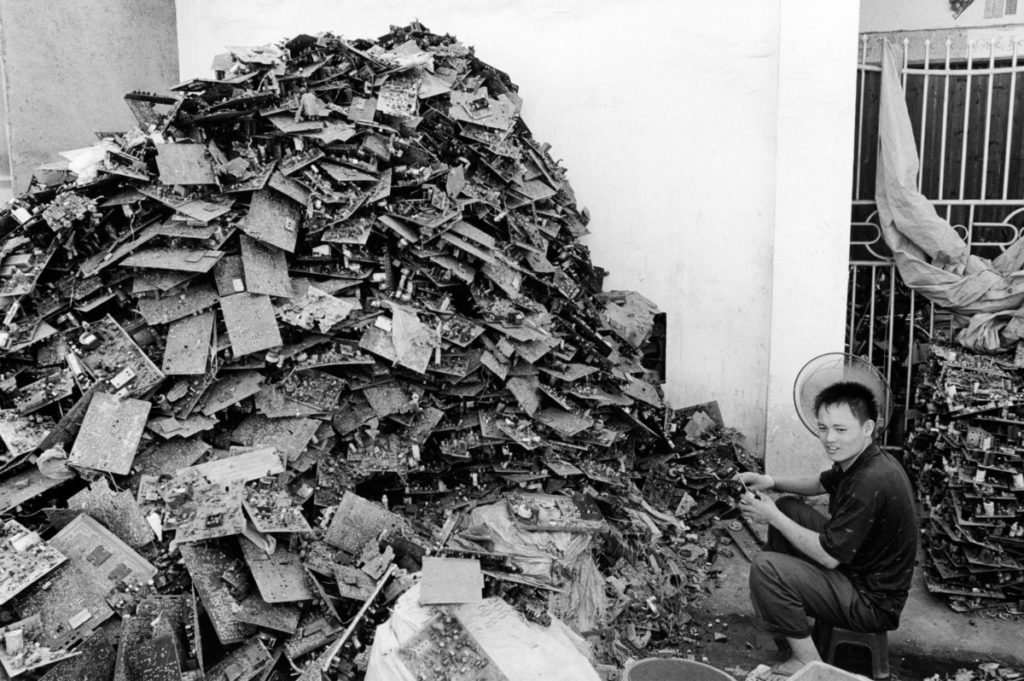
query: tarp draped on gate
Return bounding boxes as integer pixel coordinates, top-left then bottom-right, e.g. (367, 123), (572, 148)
(876, 40), (1024, 352)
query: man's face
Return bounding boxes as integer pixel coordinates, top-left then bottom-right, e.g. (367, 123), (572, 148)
(816, 402), (874, 470)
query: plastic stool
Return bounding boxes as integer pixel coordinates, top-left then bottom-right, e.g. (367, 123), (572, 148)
(812, 621), (890, 680)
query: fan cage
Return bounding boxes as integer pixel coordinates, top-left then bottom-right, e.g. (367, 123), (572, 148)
(793, 353), (894, 436)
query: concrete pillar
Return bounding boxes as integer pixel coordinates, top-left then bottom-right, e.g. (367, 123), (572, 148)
(0, 0), (179, 192)
(765, 0), (862, 478)
(0, 71), (10, 203)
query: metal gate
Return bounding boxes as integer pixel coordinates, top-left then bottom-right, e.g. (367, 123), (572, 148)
(849, 32), (1024, 443)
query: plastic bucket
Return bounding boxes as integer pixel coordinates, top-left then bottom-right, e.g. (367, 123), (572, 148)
(622, 658), (735, 681)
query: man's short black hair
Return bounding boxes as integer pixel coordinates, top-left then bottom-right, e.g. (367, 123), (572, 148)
(814, 381), (878, 425)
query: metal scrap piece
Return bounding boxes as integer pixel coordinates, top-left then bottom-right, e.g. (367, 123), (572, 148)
(0, 466), (64, 514)
(239, 540), (313, 603)
(240, 189), (302, 252)
(235, 594), (300, 634)
(137, 282), (219, 325)
(79, 315), (164, 396)
(348, 96), (377, 123)
(377, 71), (421, 118)
(240, 233), (293, 297)
(48, 514), (157, 595)
(231, 414), (318, 462)
(0, 245), (56, 297)
(181, 447), (283, 485)
(164, 478), (246, 545)
(243, 486), (312, 534)
(621, 376), (664, 408)
(197, 369), (264, 415)
(0, 409), (55, 461)
(0, 614), (80, 678)
(179, 541), (255, 645)
(121, 633), (182, 681)
(39, 632), (115, 681)
(324, 491), (405, 556)
(362, 381), (416, 418)
(0, 520), (66, 605)
(420, 557), (484, 604)
(213, 253), (246, 295)
(11, 558), (115, 651)
(278, 369), (345, 412)
(219, 293), (283, 357)
(332, 564), (375, 601)
(162, 310), (214, 375)
(68, 393), (150, 475)
(132, 269), (196, 294)
(67, 479), (155, 548)
(507, 375), (541, 416)
(275, 285), (354, 333)
(253, 384), (323, 418)
(112, 594), (201, 681)
(267, 170), (311, 206)
(155, 143), (216, 185)
(398, 609), (504, 680)
(146, 414), (217, 439)
(203, 638), (272, 681)
(121, 247), (223, 273)
(449, 90), (518, 131)
(14, 368), (74, 414)
(130, 437), (210, 483)
(177, 194), (235, 223)
(321, 215), (374, 245)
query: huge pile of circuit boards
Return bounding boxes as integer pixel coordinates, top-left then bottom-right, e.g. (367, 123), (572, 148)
(0, 22), (755, 681)
(905, 343), (1024, 615)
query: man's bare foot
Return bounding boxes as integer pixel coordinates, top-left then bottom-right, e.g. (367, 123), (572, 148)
(769, 657), (810, 678)
(786, 635), (822, 666)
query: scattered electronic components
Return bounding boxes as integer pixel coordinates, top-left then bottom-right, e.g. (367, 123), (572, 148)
(0, 614), (79, 678)
(906, 344), (1024, 614)
(505, 492), (607, 533)
(0, 520), (66, 606)
(398, 608), (502, 681)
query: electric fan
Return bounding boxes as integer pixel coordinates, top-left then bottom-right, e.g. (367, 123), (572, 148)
(793, 353), (893, 435)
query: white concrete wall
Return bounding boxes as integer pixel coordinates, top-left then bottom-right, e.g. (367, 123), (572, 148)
(0, 0), (179, 192)
(766, 0), (862, 478)
(176, 1), (860, 458)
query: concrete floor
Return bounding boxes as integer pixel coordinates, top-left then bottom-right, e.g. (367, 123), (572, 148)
(695, 530), (1024, 679)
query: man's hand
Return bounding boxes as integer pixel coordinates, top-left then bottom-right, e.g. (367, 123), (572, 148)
(738, 490), (778, 525)
(738, 490), (840, 569)
(735, 471), (774, 492)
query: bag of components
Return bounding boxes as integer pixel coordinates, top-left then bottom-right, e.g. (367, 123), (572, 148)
(366, 583), (600, 681)
(451, 501), (608, 632)
(453, 501), (593, 580)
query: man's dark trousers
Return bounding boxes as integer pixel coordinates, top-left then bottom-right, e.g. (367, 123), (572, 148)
(749, 496), (894, 638)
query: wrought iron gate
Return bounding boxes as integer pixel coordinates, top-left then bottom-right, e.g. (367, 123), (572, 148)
(849, 33), (1024, 443)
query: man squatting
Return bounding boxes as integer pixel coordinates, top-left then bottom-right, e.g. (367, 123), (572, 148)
(736, 381), (918, 677)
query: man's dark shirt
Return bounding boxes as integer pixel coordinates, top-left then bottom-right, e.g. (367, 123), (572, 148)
(818, 443), (918, 617)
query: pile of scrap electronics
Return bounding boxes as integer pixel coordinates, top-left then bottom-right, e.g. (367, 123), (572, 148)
(905, 343), (1024, 616)
(0, 23), (758, 681)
